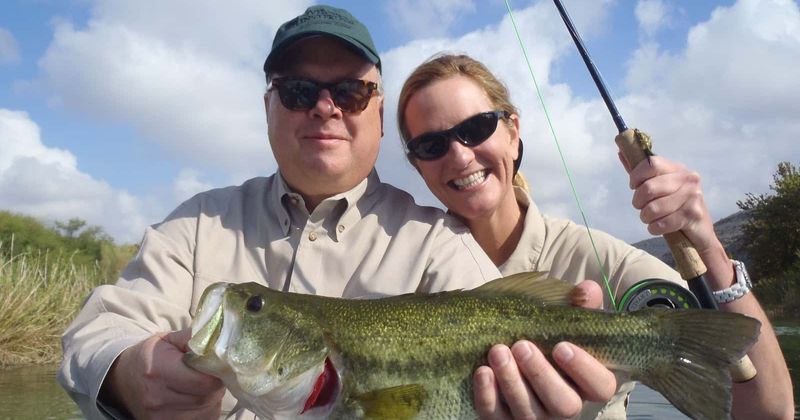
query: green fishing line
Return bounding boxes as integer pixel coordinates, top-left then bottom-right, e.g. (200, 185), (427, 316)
(504, 0), (617, 310)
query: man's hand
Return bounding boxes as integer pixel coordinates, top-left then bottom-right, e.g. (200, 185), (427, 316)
(104, 328), (225, 420)
(472, 280), (617, 419)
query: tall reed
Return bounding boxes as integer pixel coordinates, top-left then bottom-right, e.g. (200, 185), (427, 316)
(0, 241), (105, 366)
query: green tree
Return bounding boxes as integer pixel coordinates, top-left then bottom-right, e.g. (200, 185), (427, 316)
(55, 218), (88, 238)
(737, 162), (800, 280)
(0, 211), (137, 282)
(0, 211), (64, 255)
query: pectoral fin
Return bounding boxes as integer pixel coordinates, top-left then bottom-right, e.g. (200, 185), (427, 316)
(351, 384), (428, 419)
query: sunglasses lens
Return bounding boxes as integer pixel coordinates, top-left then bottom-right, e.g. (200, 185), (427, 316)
(407, 111), (505, 161)
(457, 113), (499, 145)
(413, 134), (450, 160)
(273, 78), (376, 113)
(277, 80), (318, 110)
(332, 81), (373, 113)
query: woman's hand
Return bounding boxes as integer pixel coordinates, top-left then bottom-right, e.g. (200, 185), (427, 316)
(472, 280), (616, 419)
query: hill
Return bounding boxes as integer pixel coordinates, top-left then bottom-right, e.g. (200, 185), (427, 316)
(632, 210), (752, 267)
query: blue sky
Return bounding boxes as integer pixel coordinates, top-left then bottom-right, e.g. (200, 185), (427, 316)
(1, 0), (798, 244)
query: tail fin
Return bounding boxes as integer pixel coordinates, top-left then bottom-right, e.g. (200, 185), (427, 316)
(637, 309), (760, 420)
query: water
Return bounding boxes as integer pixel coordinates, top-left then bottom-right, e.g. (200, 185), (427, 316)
(0, 365), (81, 420)
(1, 321), (798, 419)
(776, 321), (800, 419)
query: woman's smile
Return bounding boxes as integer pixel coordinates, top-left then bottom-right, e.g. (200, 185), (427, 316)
(451, 169), (489, 190)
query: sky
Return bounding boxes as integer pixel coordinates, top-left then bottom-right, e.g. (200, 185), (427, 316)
(1, 0), (798, 245)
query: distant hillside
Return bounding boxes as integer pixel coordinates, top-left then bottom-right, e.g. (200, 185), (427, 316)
(632, 210), (752, 267)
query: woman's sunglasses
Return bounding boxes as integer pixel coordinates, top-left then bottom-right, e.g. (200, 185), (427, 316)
(269, 77), (380, 113)
(405, 111), (510, 161)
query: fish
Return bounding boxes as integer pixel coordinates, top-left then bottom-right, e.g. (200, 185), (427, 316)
(183, 272), (760, 420)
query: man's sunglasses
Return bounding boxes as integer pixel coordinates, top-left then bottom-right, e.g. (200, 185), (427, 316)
(269, 77), (380, 113)
(405, 111), (510, 161)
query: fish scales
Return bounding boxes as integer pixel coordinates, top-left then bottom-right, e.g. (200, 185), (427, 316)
(185, 273), (760, 420)
(288, 296), (666, 418)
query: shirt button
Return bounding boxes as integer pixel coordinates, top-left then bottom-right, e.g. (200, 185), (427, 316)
(308, 232), (317, 241)
(337, 225), (345, 233)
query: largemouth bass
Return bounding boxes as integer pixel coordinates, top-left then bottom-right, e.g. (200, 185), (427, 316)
(183, 272), (760, 420)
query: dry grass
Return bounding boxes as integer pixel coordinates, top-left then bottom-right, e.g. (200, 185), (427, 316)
(0, 247), (104, 366)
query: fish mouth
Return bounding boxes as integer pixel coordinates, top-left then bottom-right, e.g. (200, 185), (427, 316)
(185, 282), (244, 384)
(187, 282), (229, 357)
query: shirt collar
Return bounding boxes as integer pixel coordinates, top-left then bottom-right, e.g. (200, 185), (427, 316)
(270, 173), (293, 236)
(270, 170), (379, 239)
(498, 186), (546, 273)
(335, 169), (381, 241)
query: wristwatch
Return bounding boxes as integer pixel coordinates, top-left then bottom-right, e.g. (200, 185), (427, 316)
(712, 260), (753, 304)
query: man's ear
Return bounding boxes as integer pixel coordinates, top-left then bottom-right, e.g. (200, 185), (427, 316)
(263, 91), (271, 119)
(379, 98), (385, 138)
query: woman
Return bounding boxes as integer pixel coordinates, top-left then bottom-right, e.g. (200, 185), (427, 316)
(397, 54), (792, 419)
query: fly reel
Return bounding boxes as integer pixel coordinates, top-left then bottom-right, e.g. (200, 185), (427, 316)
(617, 279), (701, 312)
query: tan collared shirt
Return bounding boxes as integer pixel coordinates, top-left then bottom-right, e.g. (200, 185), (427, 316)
(58, 170), (501, 419)
(500, 187), (684, 419)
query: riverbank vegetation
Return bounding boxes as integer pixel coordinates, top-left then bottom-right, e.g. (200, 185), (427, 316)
(738, 162), (800, 318)
(0, 212), (137, 366)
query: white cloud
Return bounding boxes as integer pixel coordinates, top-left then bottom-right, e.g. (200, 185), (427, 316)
(0, 27), (20, 64)
(385, 0), (476, 39)
(36, 1), (313, 177)
(0, 109), (156, 243)
(18, 0), (799, 245)
(635, 0), (670, 38)
(173, 168), (214, 203)
(377, 0), (799, 242)
(621, 0), (800, 219)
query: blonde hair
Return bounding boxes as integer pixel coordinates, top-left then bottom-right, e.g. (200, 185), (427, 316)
(398, 54), (517, 143)
(397, 53), (529, 192)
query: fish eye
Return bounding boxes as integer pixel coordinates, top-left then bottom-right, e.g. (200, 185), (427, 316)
(246, 295), (263, 312)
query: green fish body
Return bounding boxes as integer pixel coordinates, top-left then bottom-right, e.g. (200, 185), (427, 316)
(184, 273), (760, 420)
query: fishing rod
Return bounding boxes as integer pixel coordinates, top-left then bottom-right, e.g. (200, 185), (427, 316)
(551, 0), (756, 382)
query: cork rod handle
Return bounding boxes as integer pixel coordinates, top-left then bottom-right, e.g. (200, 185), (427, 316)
(615, 128), (757, 382)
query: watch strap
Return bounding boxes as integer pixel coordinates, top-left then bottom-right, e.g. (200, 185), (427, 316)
(712, 260), (752, 304)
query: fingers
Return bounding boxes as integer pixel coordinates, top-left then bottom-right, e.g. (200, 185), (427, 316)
(570, 281), (603, 309)
(627, 156), (684, 190)
(636, 179), (708, 237)
(153, 333), (224, 398)
(626, 156), (712, 238)
(473, 365), (510, 419)
(489, 343), (545, 419)
(113, 332), (225, 419)
(512, 342), (583, 418)
(163, 327), (193, 352)
(552, 342), (617, 402)
(475, 341), (618, 419)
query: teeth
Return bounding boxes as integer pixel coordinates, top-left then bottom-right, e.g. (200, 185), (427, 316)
(453, 170), (486, 189)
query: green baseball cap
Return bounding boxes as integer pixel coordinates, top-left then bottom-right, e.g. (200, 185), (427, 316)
(263, 5), (381, 75)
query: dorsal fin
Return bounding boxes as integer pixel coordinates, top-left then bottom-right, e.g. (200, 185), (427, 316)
(350, 384), (428, 419)
(471, 272), (573, 305)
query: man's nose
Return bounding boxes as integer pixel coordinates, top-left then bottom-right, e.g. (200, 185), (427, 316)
(311, 89), (341, 118)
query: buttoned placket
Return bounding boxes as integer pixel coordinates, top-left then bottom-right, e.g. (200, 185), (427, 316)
(282, 193), (347, 295)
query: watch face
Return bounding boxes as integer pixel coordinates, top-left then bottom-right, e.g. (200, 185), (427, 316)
(734, 260), (752, 288)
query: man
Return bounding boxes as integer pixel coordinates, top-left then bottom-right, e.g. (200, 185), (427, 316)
(59, 6), (616, 419)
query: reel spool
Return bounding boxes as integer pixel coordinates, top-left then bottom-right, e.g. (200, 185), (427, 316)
(617, 279), (701, 312)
